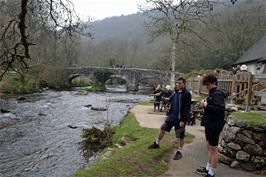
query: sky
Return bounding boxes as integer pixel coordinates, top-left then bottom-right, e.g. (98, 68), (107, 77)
(71, 0), (145, 21)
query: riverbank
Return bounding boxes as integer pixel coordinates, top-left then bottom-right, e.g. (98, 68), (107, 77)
(0, 91), (150, 177)
(72, 104), (265, 177)
(71, 105), (194, 177)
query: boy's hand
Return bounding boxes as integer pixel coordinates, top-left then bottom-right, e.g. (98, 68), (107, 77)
(179, 121), (185, 128)
(202, 99), (208, 108)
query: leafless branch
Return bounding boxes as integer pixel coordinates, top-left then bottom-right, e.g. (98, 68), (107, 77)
(140, 0), (213, 43)
(0, 0), (92, 80)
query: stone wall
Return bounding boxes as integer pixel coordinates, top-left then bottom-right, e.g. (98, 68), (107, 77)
(219, 115), (266, 174)
(65, 67), (178, 91)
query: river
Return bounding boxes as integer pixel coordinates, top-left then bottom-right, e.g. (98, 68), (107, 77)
(0, 90), (151, 177)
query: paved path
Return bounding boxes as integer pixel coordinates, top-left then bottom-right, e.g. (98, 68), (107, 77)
(131, 105), (260, 177)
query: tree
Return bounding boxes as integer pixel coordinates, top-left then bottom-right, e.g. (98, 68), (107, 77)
(0, 0), (91, 80)
(194, 0), (266, 69)
(140, 0), (212, 86)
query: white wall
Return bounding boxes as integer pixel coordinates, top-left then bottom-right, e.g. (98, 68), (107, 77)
(246, 62), (265, 75)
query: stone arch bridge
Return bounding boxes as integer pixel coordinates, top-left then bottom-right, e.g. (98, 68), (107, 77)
(65, 67), (178, 91)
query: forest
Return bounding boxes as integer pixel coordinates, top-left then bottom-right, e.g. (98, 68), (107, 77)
(78, 0), (265, 72)
(0, 0), (265, 93)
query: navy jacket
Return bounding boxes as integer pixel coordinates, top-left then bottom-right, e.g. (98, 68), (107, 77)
(166, 88), (192, 123)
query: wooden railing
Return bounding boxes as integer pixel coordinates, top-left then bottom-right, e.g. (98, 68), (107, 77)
(186, 72), (266, 108)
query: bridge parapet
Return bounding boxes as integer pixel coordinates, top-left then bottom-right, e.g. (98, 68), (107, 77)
(65, 67), (178, 91)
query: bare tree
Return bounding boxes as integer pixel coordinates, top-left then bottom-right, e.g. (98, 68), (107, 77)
(140, 0), (213, 86)
(0, 0), (91, 80)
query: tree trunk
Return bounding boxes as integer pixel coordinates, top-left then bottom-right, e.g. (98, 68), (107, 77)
(19, 74), (26, 93)
(170, 41), (176, 88)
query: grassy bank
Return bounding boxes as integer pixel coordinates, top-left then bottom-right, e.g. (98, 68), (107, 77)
(0, 73), (39, 94)
(232, 112), (266, 125)
(72, 112), (194, 177)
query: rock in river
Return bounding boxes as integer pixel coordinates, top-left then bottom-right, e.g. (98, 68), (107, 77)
(68, 125), (78, 129)
(84, 104), (92, 108)
(0, 109), (10, 113)
(17, 96), (26, 101)
(0, 123), (8, 129)
(91, 107), (107, 111)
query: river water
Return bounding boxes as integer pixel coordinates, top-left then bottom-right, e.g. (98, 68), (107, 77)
(0, 90), (151, 177)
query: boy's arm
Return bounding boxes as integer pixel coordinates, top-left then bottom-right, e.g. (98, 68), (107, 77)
(205, 92), (225, 113)
(180, 92), (192, 123)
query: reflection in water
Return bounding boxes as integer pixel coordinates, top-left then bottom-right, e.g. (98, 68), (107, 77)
(106, 85), (127, 93)
(106, 84), (153, 94)
(0, 90), (150, 177)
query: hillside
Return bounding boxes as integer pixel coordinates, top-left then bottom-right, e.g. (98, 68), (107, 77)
(77, 0), (265, 72)
(92, 13), (146, 44)
(78, 13), (169, 69)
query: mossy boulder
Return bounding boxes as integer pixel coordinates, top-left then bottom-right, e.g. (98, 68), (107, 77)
(80, 124), (114, 158)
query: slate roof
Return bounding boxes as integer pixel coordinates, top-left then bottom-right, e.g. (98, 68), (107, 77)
(234, 36), (266, 65)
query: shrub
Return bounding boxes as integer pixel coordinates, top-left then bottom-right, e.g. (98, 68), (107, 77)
(93, 69), (113, 84)
(1, 73), (39, 94)
(81, 123), (114, 158)
(71, 76), (92, 87)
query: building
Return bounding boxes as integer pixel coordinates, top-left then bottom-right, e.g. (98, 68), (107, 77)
(233, 36), (266, 75)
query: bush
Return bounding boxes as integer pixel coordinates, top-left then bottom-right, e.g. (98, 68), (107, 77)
(71, 76), (92, 87)
(39, 80), (49, 88)
(93, 69), (113, 84)
(81, 123), (114, 158)
(105, 78), (126, 85)
(1, 73), (39, 94)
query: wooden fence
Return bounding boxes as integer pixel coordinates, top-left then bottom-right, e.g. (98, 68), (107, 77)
(186, 72), (266, 107)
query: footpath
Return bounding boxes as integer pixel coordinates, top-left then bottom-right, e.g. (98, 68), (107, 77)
(131, 105), (260, 177)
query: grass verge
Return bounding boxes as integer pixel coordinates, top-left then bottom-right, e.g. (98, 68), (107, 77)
(231, 112), (266, 125)
(71, 112), (194, 177)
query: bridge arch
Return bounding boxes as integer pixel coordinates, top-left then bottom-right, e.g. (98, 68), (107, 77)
(68, 74), (94, 86)
(105, 75), (129, 92)
(65, 67), (176, 91)
(105, 75), (128, 85)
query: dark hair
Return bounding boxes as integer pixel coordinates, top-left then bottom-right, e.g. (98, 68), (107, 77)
(177, 77), (186, 84)
(202, 74), (217, 86)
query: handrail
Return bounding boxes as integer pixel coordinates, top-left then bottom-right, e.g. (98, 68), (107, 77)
(252, 80), (265, 88)
(227, 88), (248, 100)
(227, 80), (265, 100)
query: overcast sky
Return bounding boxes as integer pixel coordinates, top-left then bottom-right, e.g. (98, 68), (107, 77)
(71, 0), (145, 21)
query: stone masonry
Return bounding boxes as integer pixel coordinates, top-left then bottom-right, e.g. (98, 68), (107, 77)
(219, 115), (266, 174)
(65, 67), (178, 91)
